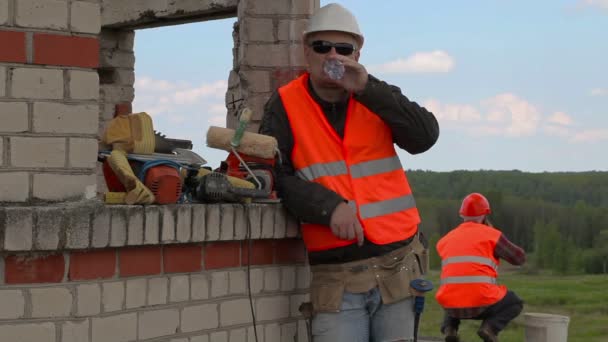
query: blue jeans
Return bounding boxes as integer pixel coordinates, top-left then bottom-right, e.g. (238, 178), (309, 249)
(312, 288), (415, 342)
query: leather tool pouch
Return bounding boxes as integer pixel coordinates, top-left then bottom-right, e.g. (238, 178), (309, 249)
(309, 270), (345, 313)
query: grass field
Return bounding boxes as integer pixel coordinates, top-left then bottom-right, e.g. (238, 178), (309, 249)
(417, 271), (608, 342)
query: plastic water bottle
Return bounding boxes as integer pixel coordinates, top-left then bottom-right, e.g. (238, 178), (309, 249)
(324, 59), (345, 80)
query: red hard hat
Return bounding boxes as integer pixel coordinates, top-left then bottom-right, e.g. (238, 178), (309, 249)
(459, 193), (491, 216)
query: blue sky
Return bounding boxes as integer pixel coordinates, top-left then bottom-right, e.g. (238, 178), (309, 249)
(133, 0), (608, 172)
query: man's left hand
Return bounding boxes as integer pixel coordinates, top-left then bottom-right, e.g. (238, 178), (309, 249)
(328, 55), (368, 94)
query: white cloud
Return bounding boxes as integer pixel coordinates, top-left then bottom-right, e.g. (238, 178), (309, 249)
(132, 76), (231, 164)
(425, 93), (541, 137)
(591, 88), (608, 96)
(369, 50), (455, 74)
(547, 111), (573, 126)
(571, 129), (608, 142)
(543, 125), (571, 138)
(578, 0), (608, 10)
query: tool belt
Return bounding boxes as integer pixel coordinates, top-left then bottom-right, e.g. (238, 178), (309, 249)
(307, 233), (429, 313)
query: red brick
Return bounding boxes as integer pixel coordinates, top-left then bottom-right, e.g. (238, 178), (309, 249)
(5, 254), (65, 284)
(120, 246), (161, 277)
(163, 244), (202, 273)
(115, 103), (132, 117)
(204, 242), (241, 270)
(242, 240), (275, 265)
(0, 31), (27, 63)
(272, 67), (306, 89)
(69, 250), (116, 281)
(274, 239), (307, 264)
(33, 33), (99, 68)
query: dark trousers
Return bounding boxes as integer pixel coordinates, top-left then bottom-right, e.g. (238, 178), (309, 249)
(442, 291), (524, 334)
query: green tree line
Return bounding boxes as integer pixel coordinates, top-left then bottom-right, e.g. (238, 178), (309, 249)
(407, 170), (608, 274)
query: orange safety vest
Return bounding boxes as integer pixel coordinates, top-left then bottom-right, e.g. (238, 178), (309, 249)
(278, 73), (420, 252)
(435, 222), (507, 308)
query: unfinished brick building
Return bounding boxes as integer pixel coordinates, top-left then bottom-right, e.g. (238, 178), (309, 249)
(0, 0), (317, 341)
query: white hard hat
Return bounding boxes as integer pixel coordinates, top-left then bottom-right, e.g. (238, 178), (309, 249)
(304, 3), (364, 46)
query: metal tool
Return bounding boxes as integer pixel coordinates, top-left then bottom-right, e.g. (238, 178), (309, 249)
(194, 171), (271, 203)
(410, 278), (434, 342)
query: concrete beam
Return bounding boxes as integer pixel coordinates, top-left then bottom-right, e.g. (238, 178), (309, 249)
(101, 0), (238, 29)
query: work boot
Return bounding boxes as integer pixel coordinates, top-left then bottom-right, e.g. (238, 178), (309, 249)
(477, 324), (498, 342)
(444, 326), (460, 342)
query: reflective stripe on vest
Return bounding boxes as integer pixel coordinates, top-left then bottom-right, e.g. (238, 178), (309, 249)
(346, 195), (416, 219)
(440, 276), (497, 285)
(441, 256), (498, 269)
(296, 156), (402, 181)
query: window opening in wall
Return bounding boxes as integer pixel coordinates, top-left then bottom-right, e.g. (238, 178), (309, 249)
(133, 19), (235, 169)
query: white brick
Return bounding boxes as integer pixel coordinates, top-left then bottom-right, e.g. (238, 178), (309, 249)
(138, 308), (179, 340)
(281, 267), (296, 291)
(250, 268), (264, 294)
(69, 70), (99, 99)
(220, 204), (234, 240)
(241, 18), (274, 42)
(92, 313), (137, 342)
(274, 208), (286, 238)
(265, 323), (280, 342)
(210, 331), (227, 342)
(191, 335), (209, 342)
(296, 265), (310, 289)
(34, 207), (62, 250)
(245, 0), (290, 15)
(16, 0), (68, 29)
(102, 281), (124, 312)
(0, 172), (29, 202)
(290, 294), (310, 317)
(33, 173), (96, 201)
(192, 205), (206, 242)
(248, 205), (262, 239)
(255, 296), (290, 321)
(31, 287), (72, 318)
(297, 320), (309, 342)
(127, 207), (144, 245)
(190, 274), (209, 300)
(69, 138), (98, 168)
(0, 102), (29, 132)
(264, 268), (280, 292)
(77, 284), (100, 316)
(211, 272), (228, 298)
(92, 207), (110, 248)
(71, 1), (100, 34)
(229, 328), (247, 342)
(278, 19), (308, 41)
(0, 323), (55, 342)
(181, 304), (219, 332)
(148, 277), (168, 306)
(0, 1), (8, 26)
(62, 320), (89, 342)
(170, 275), (189, 302)
(0, 290), (25, 319)
(248, 326), (264, 342)
(34, 102), (98, 134)
(66, 212), (90, 249)
(11, 137), (65, 167)
(241, 70), (271, 93)
(206, 204), (220, 240)
(261, 205), (274, 238)
(126, 278), (146, 309)
(161, 206), (175, 242)
(11, 68), (63, 99)
(281, 322), (297, 342)
(229, 270), (246, 295)
(171, 339), (188, 342)
(176, 205), (191, 242)
(220, 299), (252, 326)
(110, 209), (127, 247)
(234, 206), (246, 240)
(144, 206), (160, 244)
(3, 208), (33, 251)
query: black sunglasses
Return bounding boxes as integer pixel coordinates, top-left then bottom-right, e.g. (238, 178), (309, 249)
(310, 40), (355, 56)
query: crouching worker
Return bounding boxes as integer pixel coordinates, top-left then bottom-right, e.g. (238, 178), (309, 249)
(435, 193), (526, 342)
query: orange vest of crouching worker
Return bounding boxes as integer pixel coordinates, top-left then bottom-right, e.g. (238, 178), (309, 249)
(436, 222), (508, 308)
(278, 73), (421, 252)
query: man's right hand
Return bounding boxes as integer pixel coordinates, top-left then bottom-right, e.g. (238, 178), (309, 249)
(329, 202), (364, 246)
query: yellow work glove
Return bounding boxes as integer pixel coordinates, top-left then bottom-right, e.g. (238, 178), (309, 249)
(106, 150), (155, 205)
(102, 112), (155, 154)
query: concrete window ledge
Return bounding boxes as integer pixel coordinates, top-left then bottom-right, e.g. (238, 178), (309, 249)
(0, 202), (300, 252)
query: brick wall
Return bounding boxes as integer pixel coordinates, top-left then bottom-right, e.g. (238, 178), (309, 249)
(0, 0), (101, 203)
(0, 203), (311, 342)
